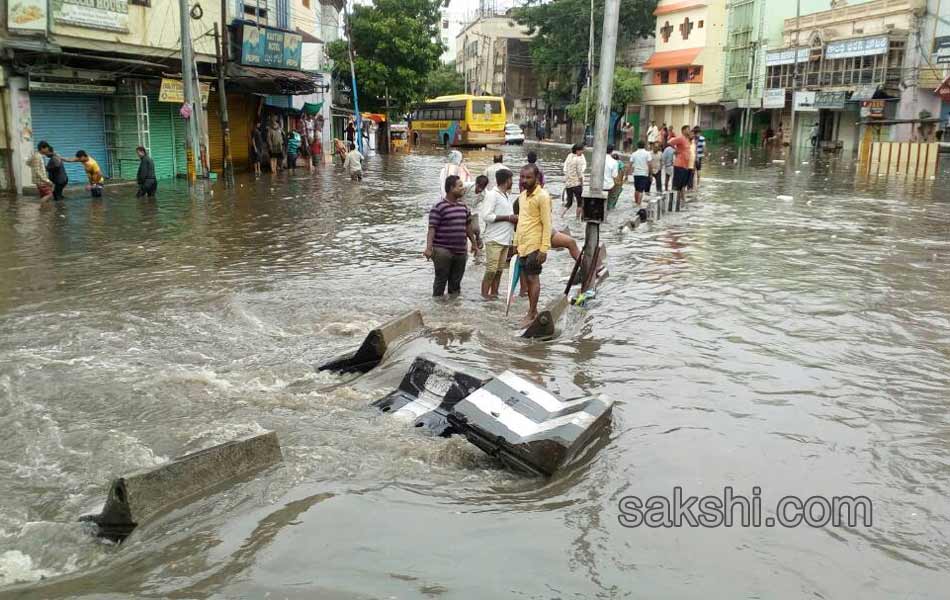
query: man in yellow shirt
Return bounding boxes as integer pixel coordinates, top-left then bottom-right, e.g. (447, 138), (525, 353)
(65, 150), (104, 197)
(515, 164), (551, 326)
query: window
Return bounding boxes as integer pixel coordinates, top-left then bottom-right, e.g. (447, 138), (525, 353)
(676, 68), (689, 82)
(244, 3), (267, 19)
(679, 17), (694, 40)
(443, 19), (449, 29)
(660, 70), (670, 84)
(698, 20), (704, 28)
(660, 21), (673, 43)
(471, 100), (502, 116)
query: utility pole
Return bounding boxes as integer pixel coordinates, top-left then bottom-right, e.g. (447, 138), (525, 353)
(743, 40), (758, 155)
(787, 0), (802, 157)
(213, 22), (233, 184)
(584, 0), (594, 126)
(345, 6), (363, 154)
(589, 0), (619, 195)
(179, 0), (202, 183)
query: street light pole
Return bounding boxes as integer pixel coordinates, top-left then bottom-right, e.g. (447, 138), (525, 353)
(787, 0), (802, 156)
(178, 0), (202, 183)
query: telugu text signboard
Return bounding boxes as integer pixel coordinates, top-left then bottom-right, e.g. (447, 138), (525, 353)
(241, 24), (302, 70)
(935, 36), (950, 65)
(814, 91), (848, 110)
(7, 0), (48, 33)
(765, 47), (809, 67)
(159, 79), (212, 105)
(54, 0), (129, 32)
(860, 100), (885, 119)
(763, 88), (786, 109)
(825, 36), (888, 60)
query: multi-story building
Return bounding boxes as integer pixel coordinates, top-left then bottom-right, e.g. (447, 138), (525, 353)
(456, 13), (539, 122)
(641, 0), (729, 137)
(439, 1), (463, 64)
(721, 0), (833, 141)
(763, 0), (929, 152)
(0, 0), (330, 193)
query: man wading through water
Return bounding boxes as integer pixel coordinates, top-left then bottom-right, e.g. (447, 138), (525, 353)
(515, 164), (551, 327)
(425, 175), (480, 296)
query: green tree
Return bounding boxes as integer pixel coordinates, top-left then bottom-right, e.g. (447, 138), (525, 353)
(515, 0), (656, 104)
(326, 0), (444, 114)
(424, 62), (465, 99)
(566, 68), (644, 126)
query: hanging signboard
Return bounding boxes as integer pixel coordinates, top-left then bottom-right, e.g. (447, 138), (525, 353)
(765, 47), (809, 66)
(793, 90), (817, 112)
(53, 0), (129, 32)
(814, 90), (848, 110)
(158, 78), (212, 105)
(763, 88), (786, 109)
(825, 36), (888, 60)
(29, 80), (116, 94)
(935, 36), (950, 65)
(7, 0), (48, 33)
(240, 24), (303, 70)
(860, 100), (885, 118)
(737, 98), (761, 109)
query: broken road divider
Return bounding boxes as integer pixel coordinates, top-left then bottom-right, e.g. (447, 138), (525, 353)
(318, 310), (424, 374)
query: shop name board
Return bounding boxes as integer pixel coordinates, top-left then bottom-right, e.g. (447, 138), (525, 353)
(814, 91), (847, 110)
(860, 100), (885, 119)
(763, 88), (786, 109)
(29, 80), (116, 94)
(793, 90), (817, 112)
(935, 36), (950, 65)
(825, 36), (888, 60)
(241, 24), (302, 70)
(766, 47), (808, 66)
(158, 78), (212, 105)
(7, 0), (47, 33)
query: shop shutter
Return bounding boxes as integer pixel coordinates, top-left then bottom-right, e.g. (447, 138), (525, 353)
(31, 93), (110, 182)
(147, 96), (185, 181)
(208, 92), (254, 174)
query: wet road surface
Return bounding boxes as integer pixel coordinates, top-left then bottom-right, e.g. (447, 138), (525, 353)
(1, 144), (949, 598)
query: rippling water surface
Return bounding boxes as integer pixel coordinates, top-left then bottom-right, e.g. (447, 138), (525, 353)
(1, 144), (949, 599)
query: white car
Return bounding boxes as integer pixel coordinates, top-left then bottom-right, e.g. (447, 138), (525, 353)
(505, 123), (525, 145)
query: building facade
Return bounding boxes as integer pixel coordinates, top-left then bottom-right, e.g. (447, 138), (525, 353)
(764, 0), (929, 153)
(455, 13), (539, 122)
(641, 0), (729, 136)
(0, 0), (334, 193)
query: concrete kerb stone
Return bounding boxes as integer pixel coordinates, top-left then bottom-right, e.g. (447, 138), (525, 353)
(318, 310), (424, 374)
(81, 431), (283, 541)
(521, 295), (570, 339)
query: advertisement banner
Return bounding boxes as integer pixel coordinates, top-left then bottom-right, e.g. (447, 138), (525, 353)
(860, 100), (885, 119)
(763, 88), (786, 109)
(814, 91), (848, 110)
(7, 0), (47, 33)
(825, 36), (888, 60)
(158, 78), (212, 105)
(241, 24), (303, 70)
(935, 36), (950, 65)
(53, 0), (129, 33)
(765, 47), (809, 67)
(793, 91), (817, 112)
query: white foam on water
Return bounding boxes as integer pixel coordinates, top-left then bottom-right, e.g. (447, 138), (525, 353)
(0, 551), (57, 586)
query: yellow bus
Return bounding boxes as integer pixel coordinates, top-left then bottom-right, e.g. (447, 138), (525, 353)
(409, 94), (506, 147)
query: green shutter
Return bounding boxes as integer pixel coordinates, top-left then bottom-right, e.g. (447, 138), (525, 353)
(147, 96), (180, 181)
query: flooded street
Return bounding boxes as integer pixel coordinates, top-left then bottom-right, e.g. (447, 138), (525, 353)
(1, 144), (949, 598)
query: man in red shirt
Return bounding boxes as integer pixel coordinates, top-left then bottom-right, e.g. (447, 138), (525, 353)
(667, 125), (693, 208)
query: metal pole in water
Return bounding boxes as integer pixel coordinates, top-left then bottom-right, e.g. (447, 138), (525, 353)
(345, 7), (364, 154)
(178, 0), (202, 183)
(580, 0), (620, 291)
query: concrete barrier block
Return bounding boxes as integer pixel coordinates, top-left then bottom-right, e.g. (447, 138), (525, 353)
(522, 296), (570, 339)
(448, 371), (614, 476)
(318, 310), (424, 374)
(81, 431), (282, 541)
(372, 354), (489, 435)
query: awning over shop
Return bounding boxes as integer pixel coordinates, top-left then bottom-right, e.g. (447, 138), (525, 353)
(226, 64), (319, 95)
(654, 1), (707, 15)
(361, 113), (386, 123)
(642, 48), (702, 70)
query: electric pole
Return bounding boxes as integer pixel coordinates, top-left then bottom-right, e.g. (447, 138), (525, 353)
(589, 0), (620, 195)
(179, 0), (202, 183)
(345, 7), (364, 154)
(787, 0), (802, 157)
(584, 0), (594, 127)
(213, 22), (233, 184)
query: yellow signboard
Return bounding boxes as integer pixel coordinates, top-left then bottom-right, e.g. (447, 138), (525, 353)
(159, 79), (211, 105)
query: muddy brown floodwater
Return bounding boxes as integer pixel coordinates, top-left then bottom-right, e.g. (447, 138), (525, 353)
(1, 144), (949, 599)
